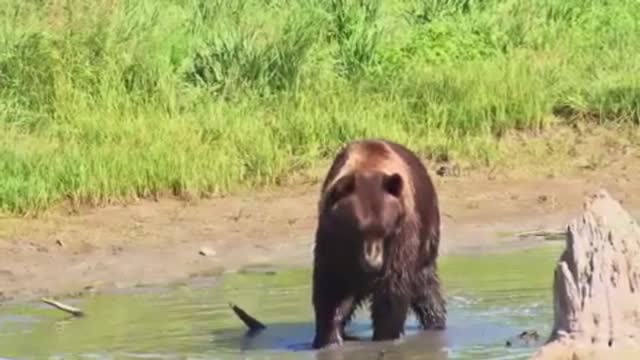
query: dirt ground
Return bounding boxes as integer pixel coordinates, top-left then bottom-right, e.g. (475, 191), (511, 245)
(0, 126), (639, 304)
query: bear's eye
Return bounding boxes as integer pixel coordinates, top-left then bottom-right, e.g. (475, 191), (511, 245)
(327, 174), (355, 208)
(382, 173), (403, 198)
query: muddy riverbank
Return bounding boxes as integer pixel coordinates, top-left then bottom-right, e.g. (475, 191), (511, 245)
(1, 154), (639, 304)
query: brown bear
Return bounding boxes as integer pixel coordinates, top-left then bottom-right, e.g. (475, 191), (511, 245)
(311, 138), (446, 349)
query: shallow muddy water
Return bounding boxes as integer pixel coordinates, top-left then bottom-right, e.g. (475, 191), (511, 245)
(0, 243), (563, 360)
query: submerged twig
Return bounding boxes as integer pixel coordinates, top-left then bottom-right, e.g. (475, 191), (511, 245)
(41, 297), (85, 317)
(229, 302), (266, 333)
(515, 229), (565, 238)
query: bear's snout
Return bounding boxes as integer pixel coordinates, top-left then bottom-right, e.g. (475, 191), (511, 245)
(362, 240), (384, 272)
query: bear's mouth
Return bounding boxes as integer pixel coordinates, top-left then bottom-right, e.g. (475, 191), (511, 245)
(360, 241), (384, 272)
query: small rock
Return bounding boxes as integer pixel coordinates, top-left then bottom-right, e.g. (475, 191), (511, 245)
(111, 245), (124, 255)
(84, 284), (99, 294)
(28, 242), (49, 253)
(435, 163), (461, 177)
(506, 330), (540, 348)
(55, 239), (65, 247)
(199, 247), (217, 257)
(519, 330), (540, 342)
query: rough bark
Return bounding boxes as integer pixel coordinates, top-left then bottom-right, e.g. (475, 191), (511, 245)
(530, 189), (640, 360)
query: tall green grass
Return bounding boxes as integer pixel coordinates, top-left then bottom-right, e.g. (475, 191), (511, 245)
(1, 0), (639, 214)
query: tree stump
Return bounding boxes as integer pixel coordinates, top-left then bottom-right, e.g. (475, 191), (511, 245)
(530, 189), (640, 360)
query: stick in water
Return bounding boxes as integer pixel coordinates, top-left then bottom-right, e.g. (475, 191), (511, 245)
(229, 302), (266, 332)
(41, 298), (85, 317)
(515, 229), (565, 238)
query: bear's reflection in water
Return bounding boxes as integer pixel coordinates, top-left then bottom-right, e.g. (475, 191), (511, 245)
(210, 313), (523, 360)
(311, 331), (450, 360)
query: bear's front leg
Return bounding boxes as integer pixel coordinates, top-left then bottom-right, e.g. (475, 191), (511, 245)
(312, 270), (354, 349)
(370, 288), (410, 341)
(312, 300), (342, 348)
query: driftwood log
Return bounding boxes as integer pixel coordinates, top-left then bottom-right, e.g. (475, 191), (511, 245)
(530, 189), (640, 360)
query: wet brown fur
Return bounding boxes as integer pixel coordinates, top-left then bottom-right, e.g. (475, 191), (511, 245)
(311, 139), (446, 349)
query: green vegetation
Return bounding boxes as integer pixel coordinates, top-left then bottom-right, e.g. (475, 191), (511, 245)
(1, 0), (639, 214)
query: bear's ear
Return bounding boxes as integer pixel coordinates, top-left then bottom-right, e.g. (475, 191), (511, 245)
(383, 173), (403, 198)
(327, 173), (355, 208)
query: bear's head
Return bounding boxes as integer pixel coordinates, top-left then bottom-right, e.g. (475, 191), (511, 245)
(324, 170), (406, 273)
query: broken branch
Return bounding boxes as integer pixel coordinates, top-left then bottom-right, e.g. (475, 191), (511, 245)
(229, 302), (266, 333)
(41, 297), (85, 317)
